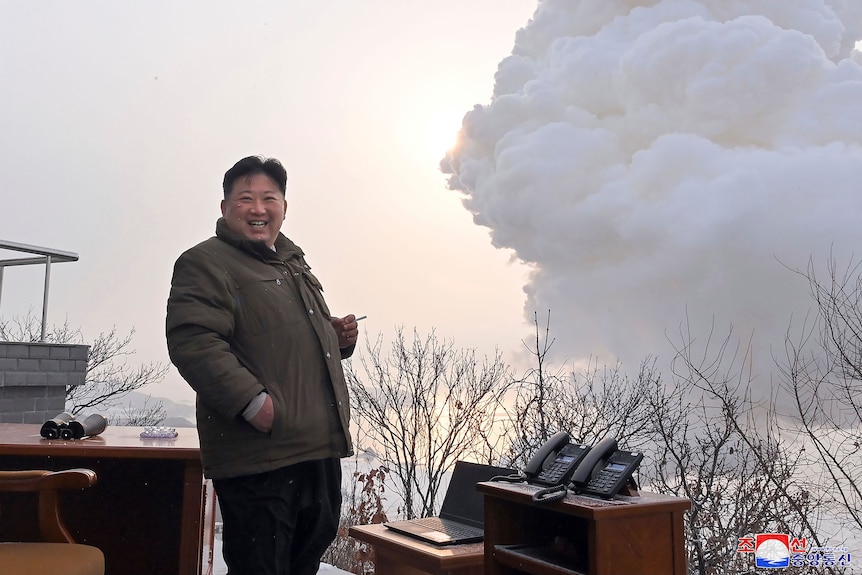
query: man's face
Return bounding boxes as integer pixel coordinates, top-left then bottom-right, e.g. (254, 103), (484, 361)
(221, 173), (287, 248)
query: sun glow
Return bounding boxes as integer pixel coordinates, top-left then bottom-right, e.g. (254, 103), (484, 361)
(424, 108), (466, 161)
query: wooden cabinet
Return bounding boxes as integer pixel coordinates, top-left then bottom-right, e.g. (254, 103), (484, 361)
(0, 423), (215, 575)
(349, 523), (484, 575)
(478, 481), (690, 575)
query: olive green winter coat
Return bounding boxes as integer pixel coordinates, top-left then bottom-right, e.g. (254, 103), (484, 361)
(166, 218), (353, 479)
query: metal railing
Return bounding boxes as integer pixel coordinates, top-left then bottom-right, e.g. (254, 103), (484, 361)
(0, 240), (79, 342)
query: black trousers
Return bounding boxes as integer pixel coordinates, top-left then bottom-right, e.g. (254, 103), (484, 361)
(213, 458), (342, 575)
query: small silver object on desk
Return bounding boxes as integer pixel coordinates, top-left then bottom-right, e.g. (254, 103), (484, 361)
(140, 426), (178, 439)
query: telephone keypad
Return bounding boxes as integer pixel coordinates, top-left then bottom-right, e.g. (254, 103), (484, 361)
(585, 469), (623, 494)
(532, 443), (589, 487)
(539, 461), (570, 483)
(579, 451), (643, 498)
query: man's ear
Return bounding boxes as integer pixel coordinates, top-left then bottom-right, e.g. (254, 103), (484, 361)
(221, 199), (227, 216)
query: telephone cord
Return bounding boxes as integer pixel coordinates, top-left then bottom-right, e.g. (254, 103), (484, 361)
(531, 484), (568, 503)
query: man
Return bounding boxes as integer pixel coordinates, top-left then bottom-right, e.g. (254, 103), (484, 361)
(166, 155), (357, 575)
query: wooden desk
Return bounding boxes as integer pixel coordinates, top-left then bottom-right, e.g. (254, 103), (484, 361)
(478, 481), (690, 575)
(349, 523), (484, 575)
(0, 423), (215, 575)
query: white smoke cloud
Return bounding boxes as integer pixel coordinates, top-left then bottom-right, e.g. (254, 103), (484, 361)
(442, 0), (862, 375)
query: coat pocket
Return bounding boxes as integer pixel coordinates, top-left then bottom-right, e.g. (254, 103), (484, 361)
(235, 276), (305, 336)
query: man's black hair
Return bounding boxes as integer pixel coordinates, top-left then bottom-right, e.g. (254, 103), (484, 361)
(223, 155), (288, 198)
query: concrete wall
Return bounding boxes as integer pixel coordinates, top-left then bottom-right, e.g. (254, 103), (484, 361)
(0, 341), (88, 423)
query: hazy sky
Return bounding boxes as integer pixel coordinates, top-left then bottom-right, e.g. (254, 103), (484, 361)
(3, 1), (862, 406)
(0, 0), (536, 403)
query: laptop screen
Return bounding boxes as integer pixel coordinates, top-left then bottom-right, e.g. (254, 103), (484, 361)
(438, 461), (515, 528)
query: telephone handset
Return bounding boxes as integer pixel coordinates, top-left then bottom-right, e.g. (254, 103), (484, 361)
(522, 433), (643, 502)
(569, 436), (643, 499)
(521, 432), (592, 503)
(524, 431), (591, 487)
(524, 431), (589, 485)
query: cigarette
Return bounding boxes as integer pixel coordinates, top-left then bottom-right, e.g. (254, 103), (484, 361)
(355, 315), (367, 322)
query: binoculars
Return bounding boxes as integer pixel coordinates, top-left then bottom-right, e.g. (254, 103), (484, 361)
(40, 412), (108, 440)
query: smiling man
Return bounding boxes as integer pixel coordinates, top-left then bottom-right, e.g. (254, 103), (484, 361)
(221, 169), (287, 249)
(165, 155), (359, 575)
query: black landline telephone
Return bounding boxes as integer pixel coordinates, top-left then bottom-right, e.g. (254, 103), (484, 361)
(523, 431), (590, 487)
(523, 432), (643, 501)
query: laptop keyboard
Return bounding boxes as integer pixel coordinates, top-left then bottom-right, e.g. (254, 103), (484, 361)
(413, 517), (483, 537)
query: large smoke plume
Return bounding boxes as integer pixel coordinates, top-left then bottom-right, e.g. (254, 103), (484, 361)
(442, 0), (862, 374)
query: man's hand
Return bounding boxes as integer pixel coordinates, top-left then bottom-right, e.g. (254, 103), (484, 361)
(332, 314), (360, 348)
(248, 393), (274, 433)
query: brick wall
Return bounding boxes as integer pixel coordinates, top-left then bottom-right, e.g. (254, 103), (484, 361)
(0, 342), (89, 423)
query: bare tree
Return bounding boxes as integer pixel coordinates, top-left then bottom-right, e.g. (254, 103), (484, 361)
(500, 311), (658, 470)
(0, 310), (79, 344)
(345, 326), (512, 519)
(658, 316), (839, 574)
(0, 310), (168, 423)
(777, 257), (862, 537)
(644, 340), (810, 572)
(336, 263), (862, 573)
(65, 326), (168, 417)
(114, 395), (168, 426)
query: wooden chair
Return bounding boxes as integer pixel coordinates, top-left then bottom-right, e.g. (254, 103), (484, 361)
(0, 468), (104, 575)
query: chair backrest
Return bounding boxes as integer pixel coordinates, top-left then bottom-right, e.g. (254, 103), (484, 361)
(0, 468), (97, 543)
(0, 468), (105, 575)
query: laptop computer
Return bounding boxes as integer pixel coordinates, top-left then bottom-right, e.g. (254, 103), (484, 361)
(383, 460), (515, 545)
